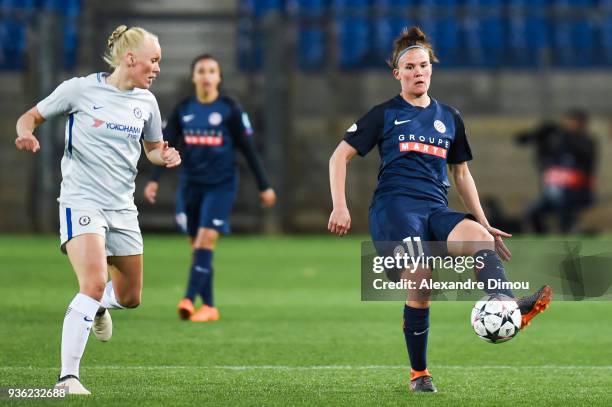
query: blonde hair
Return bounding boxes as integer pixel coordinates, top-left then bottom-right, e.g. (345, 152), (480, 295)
(387, 26), (439, 69)
(103, 25), (158, 69)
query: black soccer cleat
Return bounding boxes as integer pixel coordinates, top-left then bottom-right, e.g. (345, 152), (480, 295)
(516, 285), (552, 330)
(410, 375), (437, 393)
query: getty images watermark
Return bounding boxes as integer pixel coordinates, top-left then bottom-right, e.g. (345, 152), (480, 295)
(361, 240), (612, 301)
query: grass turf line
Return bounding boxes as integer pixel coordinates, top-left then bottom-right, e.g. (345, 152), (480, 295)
(0, 235), (611, 406)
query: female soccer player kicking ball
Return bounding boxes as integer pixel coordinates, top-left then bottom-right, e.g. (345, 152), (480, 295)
(328, 26), (552, 393)
(143, 54), (275, 322)
(15, 25), (180, 395)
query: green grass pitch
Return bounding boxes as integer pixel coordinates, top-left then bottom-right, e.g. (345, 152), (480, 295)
(1, 235), (611, 406)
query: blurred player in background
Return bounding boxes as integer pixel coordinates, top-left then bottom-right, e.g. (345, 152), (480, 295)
(14, 26), (180, 394)
(144, 54), (276, 322)
(516, 109), (597, 234)
(328, 27), (552, 393)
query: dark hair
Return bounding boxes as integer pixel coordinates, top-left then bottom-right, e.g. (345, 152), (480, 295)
(387, 26), (438, 69)
(190, 53), (216, 73)
(189, 53), (223, 92)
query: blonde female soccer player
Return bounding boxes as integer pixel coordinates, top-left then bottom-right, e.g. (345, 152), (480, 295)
(15, 25), (180, 395)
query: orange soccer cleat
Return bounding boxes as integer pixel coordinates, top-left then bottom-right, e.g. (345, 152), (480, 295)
(177, 298), (195, 320)
(189, 305), (220, 322)
(517, 285), (553, 329)
(409, 369), (437, 393)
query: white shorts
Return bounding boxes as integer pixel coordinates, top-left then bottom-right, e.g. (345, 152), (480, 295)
(59, 204), (143, 256)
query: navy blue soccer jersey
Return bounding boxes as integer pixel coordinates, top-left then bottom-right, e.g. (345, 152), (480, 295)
(344, 96), (472, 205)
(152, 95), (269, 190)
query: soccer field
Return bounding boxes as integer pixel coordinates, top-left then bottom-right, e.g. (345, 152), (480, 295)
(1, 235), (611, 406)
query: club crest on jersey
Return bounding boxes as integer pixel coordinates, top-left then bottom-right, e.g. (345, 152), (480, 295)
(209, 112), (222, 126)
(133, 107), (142, 119)
(434, 120), (446, 134)
(78, 216), (91, 226)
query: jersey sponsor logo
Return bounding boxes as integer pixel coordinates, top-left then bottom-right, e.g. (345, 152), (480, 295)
(105, 122), (142, 136)
(434, 120), (446, 133)
(212, 218), (225, 226)
(184, 130), (224, 146)
(394, 118), (411, 125)
(185, 135), (223, 146)
(78, 216), (91, 226)
(208, 112), (222, 126)
(182, 114), (195, 123)
(92, 117), (142, 136)
(399, 142), (447, 158)
(93, 105), (103, 110)
(133, 107), (143, 119)
(347, 123), (357, 132)
(398, 134), (450, 149)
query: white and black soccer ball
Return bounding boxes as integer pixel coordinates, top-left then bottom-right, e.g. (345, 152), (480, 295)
(471, 294), (522, 344)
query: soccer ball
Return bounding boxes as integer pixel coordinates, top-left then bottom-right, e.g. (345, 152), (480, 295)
(471, 294), (521, 344)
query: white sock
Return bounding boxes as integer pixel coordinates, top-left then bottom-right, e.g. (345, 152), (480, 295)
(60, 293), (100, 378)
(100, 281), (125, 310)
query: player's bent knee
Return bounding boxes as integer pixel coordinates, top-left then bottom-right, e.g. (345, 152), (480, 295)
(462, 229), (495, 255)
(122, 299), (141, 309)
(194, 228), (219, 249)
(80, 280), (106, 301)
(193, 239), (216, 250)
(117, 293), (141, 308)
(477, 229), (494, 242)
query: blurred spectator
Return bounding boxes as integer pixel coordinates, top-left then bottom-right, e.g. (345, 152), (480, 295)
(516, 109), (597, 234)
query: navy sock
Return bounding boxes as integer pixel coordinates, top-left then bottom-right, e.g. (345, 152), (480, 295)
(403, 305), (429, 372)
(474, 249), (514, 297)
(185, 249), (213, 302)
(198, 250), (214, 307)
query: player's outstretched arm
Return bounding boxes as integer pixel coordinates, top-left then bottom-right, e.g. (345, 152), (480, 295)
(328, 141), (358, 236)
(450, 162), (512, 260)
(15, 107), (45, 153)
(143, 140), (181, 168)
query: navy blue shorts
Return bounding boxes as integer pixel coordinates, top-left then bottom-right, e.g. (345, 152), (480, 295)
(177, 179), (237, 237)
(369, 195), (472, 245)
(369, 195), (474, 282)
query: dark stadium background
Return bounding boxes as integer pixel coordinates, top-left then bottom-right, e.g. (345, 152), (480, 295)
(1, 0), (611, 234)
